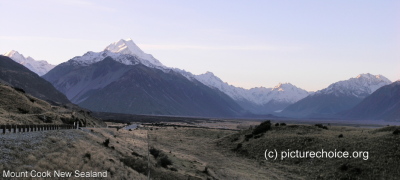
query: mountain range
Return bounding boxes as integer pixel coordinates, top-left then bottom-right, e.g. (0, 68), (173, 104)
(42, 40), (244, 117)
(3, 38), (398, 120)
(41, 39), (313, 116)
(195, 72), (309, 114)
(281, 73), (392, 118)
(3, 50), (55, 76)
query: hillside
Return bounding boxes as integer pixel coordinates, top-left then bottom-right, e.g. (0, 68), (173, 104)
(0, 55), (70, 104)
(0, 83), (105, 126)
(218, 121), (400, 179)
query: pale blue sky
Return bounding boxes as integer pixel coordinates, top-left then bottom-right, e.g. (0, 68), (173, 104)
(1, 0), (399, 91)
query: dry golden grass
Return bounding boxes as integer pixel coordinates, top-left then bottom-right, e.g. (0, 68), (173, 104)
(0, 83), (105, 127)
(219, 122), (400, 179)
(2, 119), (399, 180)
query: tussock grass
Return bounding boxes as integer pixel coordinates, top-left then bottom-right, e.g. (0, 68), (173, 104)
(219, 123), (400, 179)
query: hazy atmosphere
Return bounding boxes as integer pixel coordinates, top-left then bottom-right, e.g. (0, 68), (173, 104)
(1, 0), (399, 91)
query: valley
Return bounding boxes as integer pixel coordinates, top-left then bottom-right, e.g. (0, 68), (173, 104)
(1, 119), (399, 179)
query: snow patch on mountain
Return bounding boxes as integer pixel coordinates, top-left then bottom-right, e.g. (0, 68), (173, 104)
(316, 73), (391, 98)
(3, 50), (55, 76)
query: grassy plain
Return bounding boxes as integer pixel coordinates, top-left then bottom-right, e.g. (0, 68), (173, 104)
(1, 119), (399, 179)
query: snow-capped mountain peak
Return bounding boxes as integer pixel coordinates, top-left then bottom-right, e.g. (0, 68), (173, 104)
(195, 72), (309, 105)
(262, 83), (309, 103)
(317, 73), (392, 98)
(3, 50), (55, 76)
(71, 38), (165, 68)
(356, 73), (391, 84)
(272, 83), (296, 91)
(105, 38), (148, 60)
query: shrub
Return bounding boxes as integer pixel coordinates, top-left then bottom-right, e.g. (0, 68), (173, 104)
(339, 163), (349, 171)
(393, 129), (400, 135)
(254, 134), (263, 139)
(252, 120), (271, 135)
(60, 117), (74, 124)
(38, 115), (53, 123)
(231, 136), (239, 142)
(103, 139), (110, 147)
(280, 123), (286, 126)
(157, 155), (172, 168)
(315, 124), (328, 130)
(17, 108), (29, 114)
(150, 147), (161, 158)
(120, 157), (148, 174)
(13, 87), (25, 93)
(244, 134), (253, 140)
(338, 134), (344, 138)
(315, 124), (323, 128)
(84, 152), (91, 160)
(131, 151), (141, 157)
(233, 143), (243, 151)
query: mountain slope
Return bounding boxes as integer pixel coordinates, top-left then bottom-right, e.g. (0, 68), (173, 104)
(281, 73), (392, 118)
(3, 50), (55, 76)
(0, 82), (104, 126)
(342, 81), (400, 121)
(0, 55), (70, 104)
(44, 57), (244, 117)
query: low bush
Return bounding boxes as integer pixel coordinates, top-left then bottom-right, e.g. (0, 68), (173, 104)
(103, 139), (110, 147)
(157, 155), (172, 168)
(393, 129), (400, 135)
(17, 108), (29, 114)
(84, 152), (91, 160)
(315, 124), (328, 130)
(13, 87), (25, 93)
(252, 120), (271, 135)
(120, 157), (148, 174)
(150, 147), (161, 158)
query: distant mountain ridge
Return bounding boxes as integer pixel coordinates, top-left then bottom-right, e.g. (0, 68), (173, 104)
(0, 55), (70, 104)
(195, 71), (309, 114)
(3, 50), (55, 76)
(43, 57), (244, 117)
(281, 73), (392, 118)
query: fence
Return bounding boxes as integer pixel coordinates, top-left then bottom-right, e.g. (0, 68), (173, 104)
(0, 124), (75, 134)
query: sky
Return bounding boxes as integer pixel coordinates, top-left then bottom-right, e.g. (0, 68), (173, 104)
(1, 0), (399, 91)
